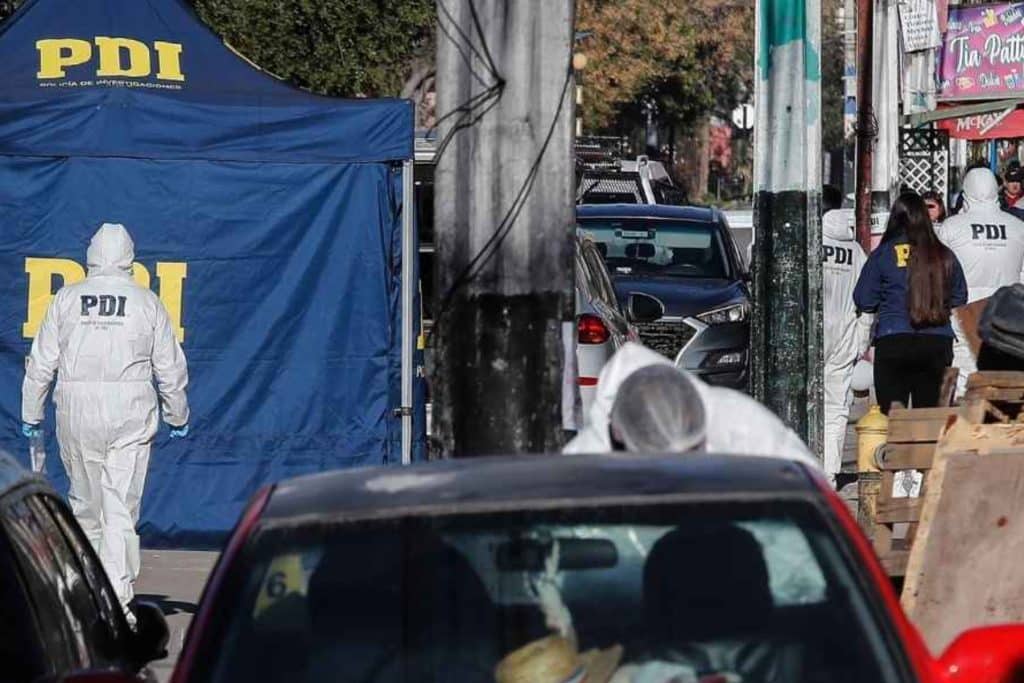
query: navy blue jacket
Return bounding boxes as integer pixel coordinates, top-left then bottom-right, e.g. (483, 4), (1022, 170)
(853, 238), (968, 339)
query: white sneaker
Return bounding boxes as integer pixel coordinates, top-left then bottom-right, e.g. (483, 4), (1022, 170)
(124, 604), (137, 630)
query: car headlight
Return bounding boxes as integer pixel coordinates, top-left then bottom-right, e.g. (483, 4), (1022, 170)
(697, 303), (749, 325)
(701, 349), (747, 369)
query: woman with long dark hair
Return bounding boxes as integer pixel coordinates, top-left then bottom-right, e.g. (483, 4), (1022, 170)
(854, 192), (968, 413)
(922, 190), (947, 225)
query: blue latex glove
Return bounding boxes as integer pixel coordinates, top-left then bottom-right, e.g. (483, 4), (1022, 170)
(168, 424), (189, 439)
(21, 423), (41, 438)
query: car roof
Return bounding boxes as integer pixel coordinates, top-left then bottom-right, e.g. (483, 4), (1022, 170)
(261, 455), (820, 525)
(576, 203), (720, 224)
(0, 449), (43, 499)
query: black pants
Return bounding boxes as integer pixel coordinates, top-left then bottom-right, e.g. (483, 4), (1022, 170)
(874, 334), (953, 414)
(978, 343), (1024, 372)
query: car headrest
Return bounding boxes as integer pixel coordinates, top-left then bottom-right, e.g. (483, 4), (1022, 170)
(643, 523), (773, 642)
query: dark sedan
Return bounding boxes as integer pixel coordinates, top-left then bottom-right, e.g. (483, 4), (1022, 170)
(0, 450), (168, 683)
(171, 455), (1024, 683)
(577, 203), (750, 389)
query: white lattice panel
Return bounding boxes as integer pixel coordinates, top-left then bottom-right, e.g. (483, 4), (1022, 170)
(899, 128), (949, 199)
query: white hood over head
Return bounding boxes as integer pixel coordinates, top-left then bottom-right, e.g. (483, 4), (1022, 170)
(563, 342), (817, 467)
(586, 342), (673, 437)
(962, 168), (1000, 210)
(823, 209), (855, 242)
(87, 223), (134, 277)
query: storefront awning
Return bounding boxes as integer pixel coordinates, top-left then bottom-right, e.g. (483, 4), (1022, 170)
(905, 99), (1024, 140)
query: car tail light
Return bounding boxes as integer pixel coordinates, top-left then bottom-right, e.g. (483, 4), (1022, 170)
(578, 314), (610, 345)
(170, 485), (273, 683)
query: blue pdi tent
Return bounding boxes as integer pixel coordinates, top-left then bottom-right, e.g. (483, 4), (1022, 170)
(0, 0), (423, 545)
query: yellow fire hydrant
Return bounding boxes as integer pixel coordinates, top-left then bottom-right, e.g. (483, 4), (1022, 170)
(855, 405), (888, 472)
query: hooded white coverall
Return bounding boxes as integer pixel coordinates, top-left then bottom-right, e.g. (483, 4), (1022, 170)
(937, 168), (1024, 396)
(823, 209), (872, 481)
(22, 224), (189, 606)
(564, 343), (818, 468)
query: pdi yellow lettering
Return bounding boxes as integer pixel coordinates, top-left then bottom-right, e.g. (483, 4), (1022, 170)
(156, 262), (187, 342)
(895, 244), (911, 268)
(132, 262), (151, 289)
(25, 258), (187, 342)
(153, 41), (185, 82)
(22, 257), (86, 337)
(36, 38), (92, 79)
(94, 36), (151, 78)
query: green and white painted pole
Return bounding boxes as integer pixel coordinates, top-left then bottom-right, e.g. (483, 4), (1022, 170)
(752, 0), (823, 459)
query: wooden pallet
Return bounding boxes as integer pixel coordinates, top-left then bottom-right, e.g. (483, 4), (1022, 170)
(862, 372), (1024, 576)
(900, 419), (1024, 652)
(869, 406), (958, 576)
(963, 371), (1024, 423)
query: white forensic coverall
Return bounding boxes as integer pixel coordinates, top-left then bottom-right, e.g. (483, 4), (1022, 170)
(823, 209), (872, 482)
(22, 224), (189, 607)
(937, 168), (1024, 396)
(564, 343), (818, 468)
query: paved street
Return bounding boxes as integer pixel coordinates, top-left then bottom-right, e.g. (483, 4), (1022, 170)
(135, 550), (219, 682)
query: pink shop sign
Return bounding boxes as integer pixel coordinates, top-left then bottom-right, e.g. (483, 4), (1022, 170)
(939, 3), (1024, 100)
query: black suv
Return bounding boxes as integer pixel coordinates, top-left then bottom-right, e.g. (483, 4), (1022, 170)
(577, 203), (751, 389)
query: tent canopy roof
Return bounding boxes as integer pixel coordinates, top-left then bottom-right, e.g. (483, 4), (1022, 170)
(0, 0), (412, 163)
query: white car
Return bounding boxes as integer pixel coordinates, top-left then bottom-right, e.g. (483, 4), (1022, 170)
(576, 155), (687, 206)
(573, 233), (657, 428)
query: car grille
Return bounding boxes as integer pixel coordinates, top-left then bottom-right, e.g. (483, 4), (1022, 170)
(635, 320), (697, 359)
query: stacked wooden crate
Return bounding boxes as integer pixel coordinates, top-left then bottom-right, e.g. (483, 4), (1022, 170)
(899, 372), (1024, 651)
(962, 371), (1024, 423)
(869, 406), (958, 577)
(864, 372), (1024, 577)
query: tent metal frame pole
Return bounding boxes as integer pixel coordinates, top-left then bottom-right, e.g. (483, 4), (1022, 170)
(400, 158), (415, 466)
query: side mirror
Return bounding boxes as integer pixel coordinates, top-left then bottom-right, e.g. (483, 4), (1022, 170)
(937, 625), (1024, 683)
(128, 602), (169, 668)
(627, 292), (664, 323)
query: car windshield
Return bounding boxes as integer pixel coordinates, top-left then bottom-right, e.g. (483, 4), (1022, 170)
(193, 501), (903, 683)
(579, 218), (730, 279)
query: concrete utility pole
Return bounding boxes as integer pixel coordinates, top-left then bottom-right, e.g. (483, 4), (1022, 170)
(433, 0), (575, 456)
(752, 0), (824, 456)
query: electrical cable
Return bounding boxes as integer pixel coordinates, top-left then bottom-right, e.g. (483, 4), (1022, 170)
(466, 0), (500, 81)
(430, 0), (506, 166)
(436, 10), (494, 90)
(435, 61), (574, 323)
(437, 0), (501, 83)
(425, 1), (574, 345)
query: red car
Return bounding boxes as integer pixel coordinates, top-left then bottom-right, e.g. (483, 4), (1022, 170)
(168, 455), (1024, 683)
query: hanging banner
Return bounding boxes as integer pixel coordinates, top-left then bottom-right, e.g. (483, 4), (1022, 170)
(938, 2), (1024, 100)
(899, 0), (941, 53)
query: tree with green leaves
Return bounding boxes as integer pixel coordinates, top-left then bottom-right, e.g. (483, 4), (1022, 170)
(0, 0), (435, 108)
(0, 1), (19, 20)
(576, 0), (753, 135)
(189, 0), (434, 100)
(821, 0), (847, 153)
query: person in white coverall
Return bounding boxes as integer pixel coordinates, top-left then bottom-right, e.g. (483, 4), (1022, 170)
(823, 209), (872, 483)
(936, 168), (1024, 396)
(21, 223), (189, 610)
(564, 342), (818, 468)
